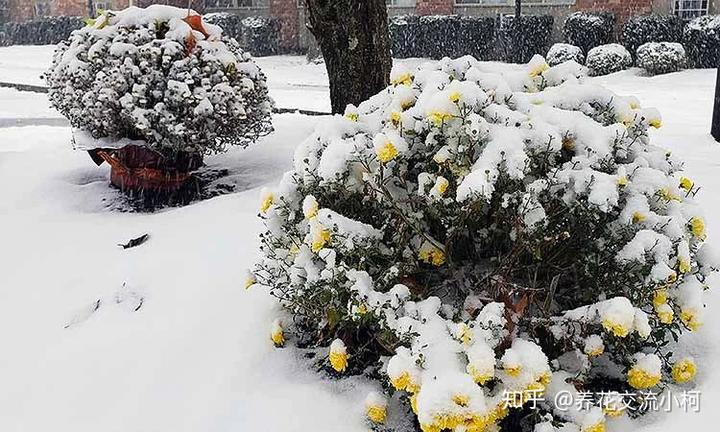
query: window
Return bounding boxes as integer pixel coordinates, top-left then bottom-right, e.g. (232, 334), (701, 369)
(674, 0), (709, 21)
(34, 0), (50, 17)
(94, 1), (109, 11)
(204, 0), (269, 8)
(387, 0), (416, 6)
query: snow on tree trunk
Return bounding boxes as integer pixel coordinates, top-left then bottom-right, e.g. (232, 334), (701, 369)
(304, 0), (392, 114)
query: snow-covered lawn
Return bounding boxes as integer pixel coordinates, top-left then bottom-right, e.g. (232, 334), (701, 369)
(1, 46), (719, 431)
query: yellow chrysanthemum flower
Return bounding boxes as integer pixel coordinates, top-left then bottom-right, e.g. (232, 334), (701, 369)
(410, 393), (419, 414)
(392, 72), (413, 86)
(467, 364), (493, 385)
(457, 323), (473, 345)
(586, 346), (604, 357)
(583, 422), (606, 432)
(657, 305), (674, 324)
(418, 244), (446, 266)
(345, 112), (359, 122)
(658, 187), (681, 202)
(653, 289), (668, 307)
(617, 175), (628, 187)
(678, 257), (691, 273)
(504, 365), (522, 377)
(671, 358), (697, 384)
(627, 366), (661, 389)
(329, 339), (348, 373)
(390, 370), (419, 393)
(449, 91), (462, 103)
(366, 404), (386, 424)
(679, 177), (694, 191)
(452, 393), (470, 407)
(311, 226), (331, 252)
(681, 309), (701, 331)
(649, 118), (662, 128)
(390, 111), (402, 125)
(632, 211), (646, 224)
(271, 319), (285, 347)
(529, 61), (549, 77)
(428, 111), (452, 126)
(244, 276), (256, 290)
(690, 216), (706, 240)
(436, 177), (449, 196)
(260, 191), (274, 213)
(601, 318), (630, 338)
(376, 140), (398, 163)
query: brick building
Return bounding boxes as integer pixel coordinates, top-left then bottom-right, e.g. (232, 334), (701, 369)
(2, 0), (719, 52)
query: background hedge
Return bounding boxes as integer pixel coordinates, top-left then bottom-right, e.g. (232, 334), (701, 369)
(0, 16), (83, 46)
(497, 15), (554, 63)
(684, 15), (720, 68)
(622, 15), (683, 59)
(564, 11), (615, 55)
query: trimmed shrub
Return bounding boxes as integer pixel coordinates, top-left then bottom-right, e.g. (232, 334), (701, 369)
(586, 43), (632, 76)
(684, 15), (720, 68)
(0, 16), (83, 46)
(456, 16), (496, 60)
(498, 15), (554, 63)
(391, 15), (495, 60)
(253, 55), (713, 431)
(637, 42), (687, 75)
(622, 15), (683, 59)
(389, 14), (421, 58)
(241, 16), (281, 56)
(45, 6), (273, 158)
(564, 11), (615, 55)
(203, 13), (281, 56)
(418, 15), (461, 60)
(546, 42), (585, 66)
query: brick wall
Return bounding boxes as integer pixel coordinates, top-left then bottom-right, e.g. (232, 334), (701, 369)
(270, 0), (298, 51)
(7, 0), (36, 21)
(52, 0), (89, 16)
(576, 0), (653, 26)
(416, 0), (453, 16)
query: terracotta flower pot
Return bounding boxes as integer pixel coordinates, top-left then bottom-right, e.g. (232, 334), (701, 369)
(88, 145), (203, 194)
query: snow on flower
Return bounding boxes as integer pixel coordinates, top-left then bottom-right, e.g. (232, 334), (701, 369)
(329, 338), (348, 373)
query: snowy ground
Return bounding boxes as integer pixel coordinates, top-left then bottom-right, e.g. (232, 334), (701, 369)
(1, 46), (719, 431)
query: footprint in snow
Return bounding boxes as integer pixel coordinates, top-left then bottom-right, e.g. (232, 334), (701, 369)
(64, 282), (144, 329)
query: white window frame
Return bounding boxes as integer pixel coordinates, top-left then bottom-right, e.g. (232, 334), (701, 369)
(387, 0), (417, 7)
(674, 0), (709, 21)
(34, 0), (50, 17)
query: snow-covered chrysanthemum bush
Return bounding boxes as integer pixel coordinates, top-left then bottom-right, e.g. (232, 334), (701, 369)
(586, 43), (633, 76)
(252, 54), (715, 431)
(46, 6), (273, 157)
(546, 43), (585, 66)
(564, 11), (615, 55)
(636, 42), (687, 75)
(684, 15), (720, 68)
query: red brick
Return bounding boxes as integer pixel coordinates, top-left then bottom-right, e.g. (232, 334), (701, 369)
(269, 0), (299, 52)
(416, 0), (453, 16)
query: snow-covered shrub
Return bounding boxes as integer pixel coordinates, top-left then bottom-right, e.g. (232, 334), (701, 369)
(637, 42), (687, 75)
(684, 15), (720, 68)
(546, 43), (585, 66)
(389, 15), (421, 59)
(564, 11), (615, 55)
(586, 43), (633, 76)
(0, 16), (83, 46)
(203, 13), (280, 56)
(45, 6), (273, 158)
(252, 54), (714, 431)
(497, 15), (554, 63)
(622, 15), (683, 59)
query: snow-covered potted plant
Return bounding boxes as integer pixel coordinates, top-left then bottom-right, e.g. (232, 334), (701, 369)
(45, 5), (273, 194)
(251, 55), (714, 431)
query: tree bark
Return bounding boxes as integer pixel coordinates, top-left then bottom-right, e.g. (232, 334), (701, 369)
(304, 0), (392, 114)
(712, 66), (720, 141)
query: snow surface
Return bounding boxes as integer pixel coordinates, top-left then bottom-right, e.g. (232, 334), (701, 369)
(1, 46), (720, 431)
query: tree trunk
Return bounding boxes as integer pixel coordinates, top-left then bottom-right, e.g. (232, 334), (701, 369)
(304, 0), (392, 114)
(712, 66), (720, 141)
